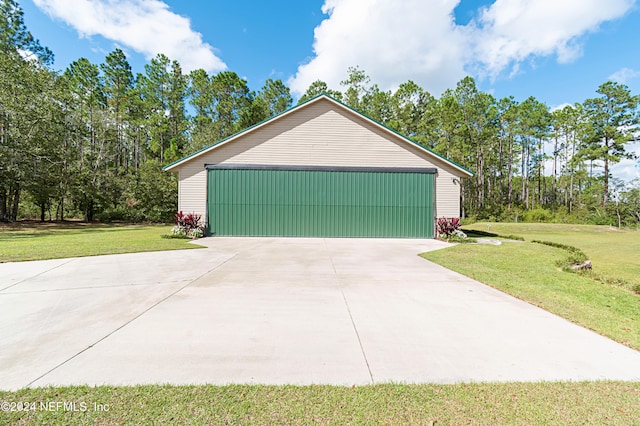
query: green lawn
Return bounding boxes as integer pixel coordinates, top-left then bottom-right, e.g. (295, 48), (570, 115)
(0, 223), (202, 262)
(422, 223), (640, 350)
(1, 382), (639, 425)
(464, 222), (640, 290)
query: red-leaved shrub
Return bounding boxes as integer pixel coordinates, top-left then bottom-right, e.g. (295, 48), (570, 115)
(436, 217), (461, 238)
(174, 211), (202, 233)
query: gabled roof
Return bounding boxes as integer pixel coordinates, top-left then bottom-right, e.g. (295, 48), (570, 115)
(163, 93), (474, 177)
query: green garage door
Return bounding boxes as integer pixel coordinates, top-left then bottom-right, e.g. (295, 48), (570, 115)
(206, 164), (435, 238)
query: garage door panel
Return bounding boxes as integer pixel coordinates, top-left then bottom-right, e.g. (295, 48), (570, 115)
(207, 168), (434, 238)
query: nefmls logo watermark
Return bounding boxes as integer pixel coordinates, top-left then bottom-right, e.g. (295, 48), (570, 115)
(2, 400), (109, 413)
(40, 401), (109, 412)
(41, 401), (87, 412)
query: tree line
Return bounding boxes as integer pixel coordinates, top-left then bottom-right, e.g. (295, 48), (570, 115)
(1, 0), (293, 222)
(308, 68), (640, 226)
(1, 0), (639, 226)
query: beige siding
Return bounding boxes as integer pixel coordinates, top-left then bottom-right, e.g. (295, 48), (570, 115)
(178, 161), (207, 220)
(175, 98), (464, 224)
(434, 163), (462, 218)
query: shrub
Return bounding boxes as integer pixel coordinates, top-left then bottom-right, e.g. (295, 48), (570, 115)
(436, 217), (461, 238)
(171, 211), (205, 239)
(175, 211), (202, 233)
(187, 228), (204, 239)
(461, 215), (478, 225)
(96, 206), (145, 223)
(452, 229), (466, 239)
(446, 229), (477, 243)
(170, 225), (186, 236)
(523, 208), (552, 223)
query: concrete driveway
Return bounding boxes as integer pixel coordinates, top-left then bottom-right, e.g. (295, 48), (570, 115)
(1, 237), (639, 390)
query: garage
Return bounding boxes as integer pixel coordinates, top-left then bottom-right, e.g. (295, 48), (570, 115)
(164, 94), (472, 238)
(207, 165), (435, 237)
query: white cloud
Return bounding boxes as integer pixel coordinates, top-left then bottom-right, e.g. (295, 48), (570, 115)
(550, 102), (572, 112)
(609, 67), (640, 84)
(470, 0), (634, 78)
(17, 48), (37, 62)
(610, 142), (640, 182)
(33, 0), (226, 73)
(289, 0), (635, 96)
(289, 0), (467, 96)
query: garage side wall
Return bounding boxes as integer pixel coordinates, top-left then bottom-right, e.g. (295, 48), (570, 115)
(178, 161), (208, 220)
(434, 165), (462, 218)
(175, 99), (463, 224)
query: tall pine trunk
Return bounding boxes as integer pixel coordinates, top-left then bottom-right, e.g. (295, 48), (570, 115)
(521, 140), (528, 209)
(603, 137), (610, 206)
(508, 135), (513, 210)
(0, 189), (7, 221)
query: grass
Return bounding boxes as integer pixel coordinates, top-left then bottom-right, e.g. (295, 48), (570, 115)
(463, 222), (640, 291)
(422, 225), (640, 350)
(0, 222), (203, 262)
(1, 382), (639, 425)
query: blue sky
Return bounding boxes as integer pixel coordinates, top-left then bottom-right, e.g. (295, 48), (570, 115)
(20, 0), (640, 180)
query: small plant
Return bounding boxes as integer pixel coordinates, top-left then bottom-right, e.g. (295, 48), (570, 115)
(175, 211), (202, 233)
(187, 228), (204, 239)
(170, 225), (191, 238)
(168, 211), (204, 239)
(522, 208), (552, 222)
(436, 217), (461, 238)
(452, 229), (467, 239)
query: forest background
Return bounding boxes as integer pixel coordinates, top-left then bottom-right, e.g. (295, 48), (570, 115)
(2, 0), (639, 227)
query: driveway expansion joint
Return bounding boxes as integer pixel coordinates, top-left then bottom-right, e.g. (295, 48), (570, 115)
(341, 289), (374, 384)
(25, 254), (238, 388)
(0, 258), (75, 292)
(0, 280), (194, 295)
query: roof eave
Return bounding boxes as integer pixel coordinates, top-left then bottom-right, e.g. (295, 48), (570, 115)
(317, 96), (475, 177)
(163, 92), (474, 178)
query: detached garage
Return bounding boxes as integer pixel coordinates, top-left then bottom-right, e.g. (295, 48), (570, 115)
(164, 94), (472, 238)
